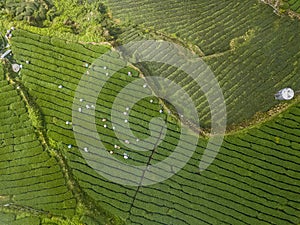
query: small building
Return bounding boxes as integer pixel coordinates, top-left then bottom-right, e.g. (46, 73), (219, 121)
(275, 88), (294, 100)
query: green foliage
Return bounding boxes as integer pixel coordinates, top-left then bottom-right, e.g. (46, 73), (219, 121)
(0, 77), (77, 219)
(0, 34), (7, 51)
(9, 28), (300, 225)
(27, 106), (43, 129)
(1, 0), (300, 224)
(0, 0), (122, 43)
(281, 0), (300, 13)
(42, 217), (83, 225)
(0, 212), (41, 225)
(2, 0), (59, 27)
(0, 63), (4, 81)
(109, 0), (300, 126)
(49, 0), (120, 41)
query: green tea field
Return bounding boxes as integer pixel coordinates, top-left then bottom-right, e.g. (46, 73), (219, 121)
(0, 0), (300, 224)
(106, 0), (300, 126)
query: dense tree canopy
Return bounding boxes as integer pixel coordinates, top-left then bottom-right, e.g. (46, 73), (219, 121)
(1, 0), (59, 27)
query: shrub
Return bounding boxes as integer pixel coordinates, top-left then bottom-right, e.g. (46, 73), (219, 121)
(28, 106), (43, 129)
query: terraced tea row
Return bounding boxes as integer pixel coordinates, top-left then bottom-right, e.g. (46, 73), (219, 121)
(0, 63), (77, 218)
(10, 29), (199, 219)
(117, 35), (300, 127)
(107, 0), (271, 54)
(282, 0), (300, 13)
(0, 211), (41, 225)
(126, 102), (300, 225)
(10, 29), (300, 224)
(106, 0), (300, 127)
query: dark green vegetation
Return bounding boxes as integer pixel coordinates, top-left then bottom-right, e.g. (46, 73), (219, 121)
(105, 0), (300, 127)
(2, 28), (298, 224)
(0, 0), (58, 27)
(257, 0), (300, 16)
(0, 34), (6, 49)
(0, 0), (300, 224)
(287, 0), (300, 13)
(0, 0), (120, 42)
(1, 29), (124, 225)
(278, 0), (300, 14)
(0, 61), (78, 223)
(0, 63), (78, 216)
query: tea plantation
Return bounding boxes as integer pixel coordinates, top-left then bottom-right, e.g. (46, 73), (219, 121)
(0, 0), (300, 224)
(282, 0), (300, 13)
(0, 58), (77, 223)
(105, 0), (300, 126)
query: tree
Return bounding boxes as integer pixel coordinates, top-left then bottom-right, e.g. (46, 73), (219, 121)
(3, 0), (59, 27)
